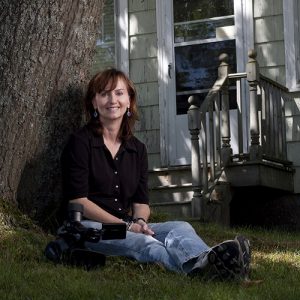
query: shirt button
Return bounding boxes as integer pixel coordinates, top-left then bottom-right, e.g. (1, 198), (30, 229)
(114, 171), (118, 174)
(116, 185), (119, 188)
(115, 157), (118, 160)
(114, 198), (118, 202)
(118, 208), (122, 211)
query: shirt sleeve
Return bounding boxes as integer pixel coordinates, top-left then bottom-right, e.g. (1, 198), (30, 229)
(61, 133), (90, 200)
(131, 142), (149, 205)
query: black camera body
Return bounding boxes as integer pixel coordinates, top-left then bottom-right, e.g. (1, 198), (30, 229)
(44, 203), (126, 270)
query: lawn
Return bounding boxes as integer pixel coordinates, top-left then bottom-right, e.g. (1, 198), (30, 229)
(0, 212), (300, 300)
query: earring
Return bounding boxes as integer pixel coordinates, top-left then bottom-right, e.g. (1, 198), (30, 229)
(126, 107), (132, 117)
(93, 109), (99, 119)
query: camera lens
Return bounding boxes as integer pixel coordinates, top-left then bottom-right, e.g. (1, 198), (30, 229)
(44, 239), (69, 263)
(68, 203), (84, 222)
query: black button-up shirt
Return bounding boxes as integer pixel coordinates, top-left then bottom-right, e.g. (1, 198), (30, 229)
(61, 125), (149, 219)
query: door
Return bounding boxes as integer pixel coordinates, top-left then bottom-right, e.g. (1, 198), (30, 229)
(157, 0), (253, 166)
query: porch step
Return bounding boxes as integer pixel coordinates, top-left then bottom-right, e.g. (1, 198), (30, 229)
(148, 165), (192, 187)
(148, 166), (193, 218)
(147, 157), (295, 221)
(151, 199), (192, 219)
(224, 159), (294, 192)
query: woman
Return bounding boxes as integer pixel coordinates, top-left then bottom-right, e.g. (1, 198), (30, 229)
(61, 68), (251, 280)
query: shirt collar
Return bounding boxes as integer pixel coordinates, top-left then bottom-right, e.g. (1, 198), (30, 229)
(123, 137), (138, 152)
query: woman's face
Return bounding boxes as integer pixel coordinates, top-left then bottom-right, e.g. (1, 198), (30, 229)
(92, 78), (130, 124)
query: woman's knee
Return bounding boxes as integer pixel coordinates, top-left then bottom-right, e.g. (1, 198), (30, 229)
(167, 220), (194, 231)
(127, 231), (163, 247)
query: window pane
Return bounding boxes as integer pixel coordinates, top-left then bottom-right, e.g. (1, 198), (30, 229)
(174, 17), (234, 42)
(91, 0), (115, 74)
(175, 40), (236, 91)
(175, 40), (236, 114)
(174, 0), (234, 23)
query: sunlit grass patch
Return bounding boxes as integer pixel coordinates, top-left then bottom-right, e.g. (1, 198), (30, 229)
(254, 249), (300, 267)
(1, 208), (300, 300)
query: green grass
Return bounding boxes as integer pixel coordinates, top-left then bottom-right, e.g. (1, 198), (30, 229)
(1, 215), (300, 300)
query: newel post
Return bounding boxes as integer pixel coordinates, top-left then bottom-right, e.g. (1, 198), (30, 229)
(187, 95), (203, 219)
(246, 49), (261, 160)
(219, 53), (232, 165)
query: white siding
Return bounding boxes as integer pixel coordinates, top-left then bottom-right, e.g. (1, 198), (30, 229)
(135, 106), (160, 131)
(253, 0), (285, 85)
(130, 34), (157, 59)
(254, 0), (300, 192)
(129, 0), (160, 169)
(135, 82), (159, 107)
(253, 0), (282, 16)
(130, 58), (157, 83)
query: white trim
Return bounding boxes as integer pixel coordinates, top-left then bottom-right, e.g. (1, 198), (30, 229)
(234, 0), (254, 72)
(115, 0), (129, 74)
(234, 0), (254, 152)
(283, 0), (300, 92)
(174, 15), (234, 26)
(174, 37), (235, 47)
(156, 0), (175, 166)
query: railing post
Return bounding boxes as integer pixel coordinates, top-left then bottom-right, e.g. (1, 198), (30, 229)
(246, 49), (262, 160)
(187, 95), (203, 219)
(219, 53), (232, 165)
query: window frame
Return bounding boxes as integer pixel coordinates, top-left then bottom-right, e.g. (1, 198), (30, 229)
(173, 9), (236, 115)
(94, 0), (129, 74)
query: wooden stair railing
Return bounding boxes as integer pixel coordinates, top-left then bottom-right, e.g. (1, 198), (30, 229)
(188, 49), (293, 221)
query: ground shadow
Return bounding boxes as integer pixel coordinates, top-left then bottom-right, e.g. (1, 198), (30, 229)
(230, 186), (300, 230)
(17, 84), (84, 232)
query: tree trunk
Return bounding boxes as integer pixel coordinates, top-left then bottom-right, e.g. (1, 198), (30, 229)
(0, 0), (104, 227)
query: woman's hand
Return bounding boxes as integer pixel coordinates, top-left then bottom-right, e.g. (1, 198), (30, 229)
(128, 220), (154, 235)
(129, 203), (154, 235)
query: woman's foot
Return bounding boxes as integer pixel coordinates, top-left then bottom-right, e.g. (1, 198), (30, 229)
(207, 239), (243, 281)
(235, 235), (251, 280)
(189, 237), (251, 281)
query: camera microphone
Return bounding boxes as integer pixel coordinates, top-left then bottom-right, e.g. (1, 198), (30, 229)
(68, 202), (84, 222)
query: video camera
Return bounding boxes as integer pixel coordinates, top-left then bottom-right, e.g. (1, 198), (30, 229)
(44, 203), (126, 270)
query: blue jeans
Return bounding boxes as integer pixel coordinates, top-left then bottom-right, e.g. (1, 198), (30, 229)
(82, 220), (210, 274)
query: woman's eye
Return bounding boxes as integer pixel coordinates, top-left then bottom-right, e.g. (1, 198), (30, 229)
(100, 92), (107, 97)
(116, 91), (123, 96)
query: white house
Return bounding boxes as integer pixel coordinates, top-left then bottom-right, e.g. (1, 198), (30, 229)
(91, 0), (300, 225)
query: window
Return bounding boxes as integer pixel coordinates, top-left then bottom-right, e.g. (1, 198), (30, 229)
(91, 0), (129, 75)
(173, 0), (237, 114)
(92, 1), (116, 74)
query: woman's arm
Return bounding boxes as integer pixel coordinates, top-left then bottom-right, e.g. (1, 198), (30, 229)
(70, 198), (125, 224)
(130, 203), (154, 235)
(70, 199), (154, 235)
(132, 203), (151, 221)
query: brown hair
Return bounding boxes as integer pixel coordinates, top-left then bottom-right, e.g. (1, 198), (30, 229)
(84, 68), (139, 140)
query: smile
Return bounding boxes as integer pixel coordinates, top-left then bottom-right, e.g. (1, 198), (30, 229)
(107, 107), (120, 111)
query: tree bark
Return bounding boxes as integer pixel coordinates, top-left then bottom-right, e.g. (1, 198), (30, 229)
(0, 0), (103, 227)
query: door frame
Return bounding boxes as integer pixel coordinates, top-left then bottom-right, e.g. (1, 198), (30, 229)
(156, 0), (254, 166)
